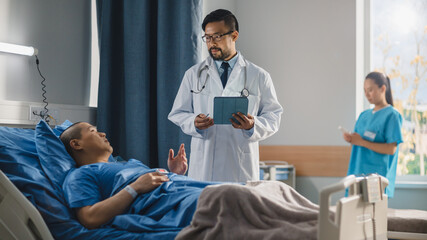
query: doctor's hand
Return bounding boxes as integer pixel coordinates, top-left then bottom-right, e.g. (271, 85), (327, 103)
(231, 112), (254, 130)
(195, 114), (214, 130)
(167, 143), (188, 175)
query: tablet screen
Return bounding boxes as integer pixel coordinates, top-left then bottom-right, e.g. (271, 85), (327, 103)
(213, 97), (248, 124)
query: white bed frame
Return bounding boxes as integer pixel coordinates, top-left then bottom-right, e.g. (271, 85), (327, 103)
(318, 174), (427, 240)
(0, 170), (53, 240)
(318, 174), (388, 240)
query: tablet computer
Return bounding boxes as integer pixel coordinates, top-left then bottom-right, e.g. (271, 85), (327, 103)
(214, 97), (248, 124)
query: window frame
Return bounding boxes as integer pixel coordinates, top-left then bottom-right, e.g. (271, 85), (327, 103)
(358, 0), (427, 184)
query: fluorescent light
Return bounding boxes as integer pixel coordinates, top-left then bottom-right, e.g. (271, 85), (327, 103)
(0, 42), (38, 56)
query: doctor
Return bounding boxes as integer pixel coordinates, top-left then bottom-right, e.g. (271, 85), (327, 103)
(168, 9), (283, 182)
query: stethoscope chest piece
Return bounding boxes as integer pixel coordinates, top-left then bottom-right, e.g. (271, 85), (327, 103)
(241, 88), (249, 97)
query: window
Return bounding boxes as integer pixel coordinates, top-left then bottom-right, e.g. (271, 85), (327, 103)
(90, 0), (99, 107)
(371, 0), (427, 176)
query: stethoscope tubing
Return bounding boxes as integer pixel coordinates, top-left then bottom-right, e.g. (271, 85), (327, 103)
(191, 62), (249, 97)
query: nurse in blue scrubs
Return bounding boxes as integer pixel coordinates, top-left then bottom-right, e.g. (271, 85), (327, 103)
(343, 72), (403, 198)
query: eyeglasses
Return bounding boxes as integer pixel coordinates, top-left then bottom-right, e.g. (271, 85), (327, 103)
(202, 31), (234, 43)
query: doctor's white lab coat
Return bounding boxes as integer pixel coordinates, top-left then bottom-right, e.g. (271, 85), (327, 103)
(168, 53), (283, 182)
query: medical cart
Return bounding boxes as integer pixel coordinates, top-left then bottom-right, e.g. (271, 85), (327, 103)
(259, 160), (295, 188)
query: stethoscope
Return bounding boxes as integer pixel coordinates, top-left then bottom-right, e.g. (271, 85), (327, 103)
(190, 62), (249, 97)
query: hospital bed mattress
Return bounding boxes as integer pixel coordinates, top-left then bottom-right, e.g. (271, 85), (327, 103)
(388, 208), (427, 239)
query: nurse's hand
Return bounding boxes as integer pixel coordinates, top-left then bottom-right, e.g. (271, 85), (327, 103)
(348, 132), (364, 146)
(195, 114), (214, 130)
(231, 112), (254, 130)
(168, 143), (188, 175)
(343, 132), (352, 143)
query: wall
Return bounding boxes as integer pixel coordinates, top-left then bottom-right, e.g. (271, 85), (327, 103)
(0, 0), (95, 125)
(203, 0), (426, 210)
(234, 0), (357, 146)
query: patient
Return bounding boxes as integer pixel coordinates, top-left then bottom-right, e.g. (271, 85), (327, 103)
(60, 122), (192, 229)
(60, 122), (320, 239)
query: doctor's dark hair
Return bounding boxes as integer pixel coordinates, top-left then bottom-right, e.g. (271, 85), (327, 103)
(365, 72), (394, 106)
(59, 122), (83, 158)
(202, 9), (239, 32)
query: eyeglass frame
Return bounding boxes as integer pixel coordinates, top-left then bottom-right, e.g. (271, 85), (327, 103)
(201, 30), (234, 43)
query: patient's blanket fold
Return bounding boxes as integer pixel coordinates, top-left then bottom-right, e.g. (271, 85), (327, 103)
(176, 181), (319, 240)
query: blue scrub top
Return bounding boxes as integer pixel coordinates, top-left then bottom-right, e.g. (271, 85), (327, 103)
(347, 105), (403, 198)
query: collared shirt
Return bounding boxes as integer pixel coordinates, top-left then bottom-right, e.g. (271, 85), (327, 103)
(214, 52), (239, 79)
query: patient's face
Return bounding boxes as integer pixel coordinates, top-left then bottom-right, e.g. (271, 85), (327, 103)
(76, 122), (113, 155)
(205, 20), (237, 61)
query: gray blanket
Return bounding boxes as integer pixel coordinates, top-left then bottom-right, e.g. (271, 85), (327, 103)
(388, 209), (427, 234)
(176, 181), (319, 240)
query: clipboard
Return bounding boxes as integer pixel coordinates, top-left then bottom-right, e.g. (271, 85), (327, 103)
(213, 97), (248, 124)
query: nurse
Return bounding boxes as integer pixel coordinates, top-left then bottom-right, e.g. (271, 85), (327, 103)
(343, 72), (403, 197)
(168, 9), (283, 182)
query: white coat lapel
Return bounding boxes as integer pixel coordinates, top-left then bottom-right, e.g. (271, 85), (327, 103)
(206, 57), (224, 93)
(223, 54), (247, 96)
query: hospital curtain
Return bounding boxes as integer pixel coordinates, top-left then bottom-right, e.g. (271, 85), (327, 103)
(96, 0), (202, 168)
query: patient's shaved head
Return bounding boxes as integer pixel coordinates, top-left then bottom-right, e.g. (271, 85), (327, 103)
(60, 122), (84, 157)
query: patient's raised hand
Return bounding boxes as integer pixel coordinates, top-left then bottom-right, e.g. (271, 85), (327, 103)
(168, 143), (188, 175)
(130, 172), (169, 194)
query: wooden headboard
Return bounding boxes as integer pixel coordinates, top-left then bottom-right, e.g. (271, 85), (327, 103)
(259, 145), (351, 177)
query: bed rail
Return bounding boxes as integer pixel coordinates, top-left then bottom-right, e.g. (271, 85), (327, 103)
(0, 170), (54, 240)
(318, 174), (389, 240)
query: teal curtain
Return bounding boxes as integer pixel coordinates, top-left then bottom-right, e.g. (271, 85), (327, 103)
(96, 0), (202, 168)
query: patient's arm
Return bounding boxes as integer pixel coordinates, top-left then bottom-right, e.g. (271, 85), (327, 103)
(76, 172), (169, 229)
(167, 143), (188, 175)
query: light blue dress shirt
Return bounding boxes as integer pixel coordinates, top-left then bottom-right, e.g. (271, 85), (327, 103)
(214, 52), (239, 80)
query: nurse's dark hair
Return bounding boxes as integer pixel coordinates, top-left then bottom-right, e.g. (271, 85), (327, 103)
(202, 9), (239, 32)
(365, 71), (393, 106)
(59, 122), (83, 157)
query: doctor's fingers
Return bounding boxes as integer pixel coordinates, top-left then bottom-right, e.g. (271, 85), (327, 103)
(232, 113), (247, 125)
(195, 115), (212, 123)
(236, 112), (250, 120)
(195, 119), (214, 129)
(230, 119), (243, 129)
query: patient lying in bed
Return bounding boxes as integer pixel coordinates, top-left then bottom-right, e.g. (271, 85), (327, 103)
(60, 122), (216, 231)
(2, 120), (425, 240)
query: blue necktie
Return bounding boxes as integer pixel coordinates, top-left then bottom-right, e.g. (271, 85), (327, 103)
(220, 62), (230, 88)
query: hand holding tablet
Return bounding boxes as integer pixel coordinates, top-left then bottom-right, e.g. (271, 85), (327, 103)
(213, 97), (248, 125)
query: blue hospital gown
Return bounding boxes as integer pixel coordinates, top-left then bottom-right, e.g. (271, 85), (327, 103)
(62, 159), (216, 233)
(347, 105), (403, 198)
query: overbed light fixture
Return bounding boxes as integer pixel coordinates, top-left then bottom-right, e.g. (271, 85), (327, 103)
(0, 42), (38, 56)
(0, 41), (52, 124)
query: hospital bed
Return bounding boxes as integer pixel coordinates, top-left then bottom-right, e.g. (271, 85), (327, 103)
(0, 121), (426, 240)
(318, 174), (427, 240)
